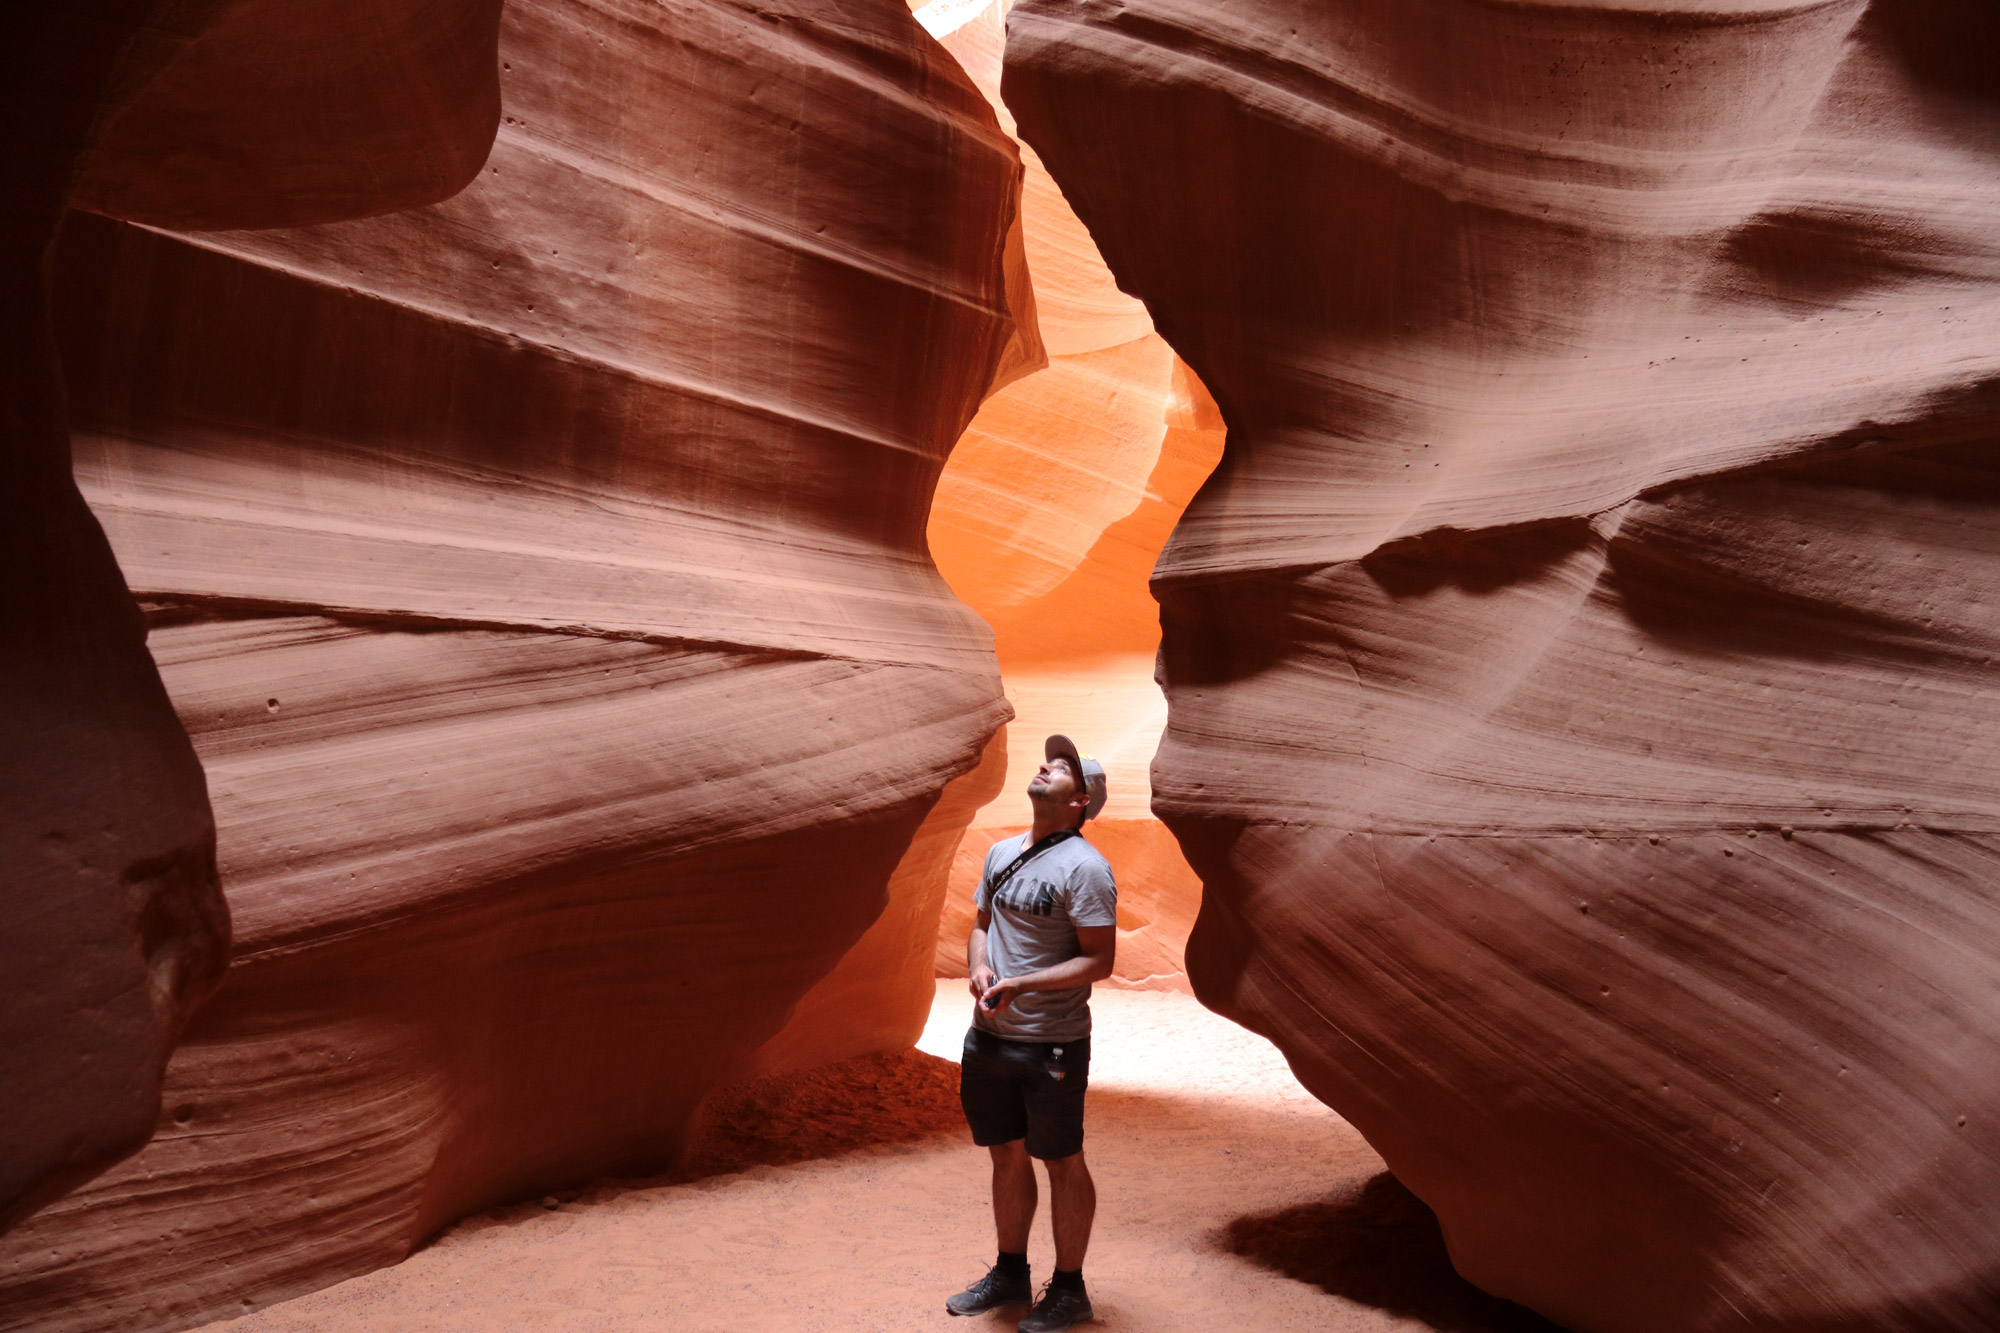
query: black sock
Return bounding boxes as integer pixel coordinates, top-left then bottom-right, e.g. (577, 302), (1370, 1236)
(1050, 1267), (1084, 1291)
(996, 1251), (1029, 1279)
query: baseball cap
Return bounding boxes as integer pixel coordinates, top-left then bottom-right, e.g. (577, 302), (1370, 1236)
(1044, 733), (1108, 821)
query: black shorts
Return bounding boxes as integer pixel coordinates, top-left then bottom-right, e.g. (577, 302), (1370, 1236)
(959, 1026), (1091, 1161)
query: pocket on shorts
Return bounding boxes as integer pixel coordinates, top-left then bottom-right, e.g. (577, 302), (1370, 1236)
(1040, 1039), (1089, 1086)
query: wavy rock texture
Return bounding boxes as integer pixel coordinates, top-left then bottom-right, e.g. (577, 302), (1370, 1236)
(0, 0), (1019, 1327)
(746, 726), (1011, 1078)
(921, 0), (1221, 990)
(0, 0), (505, 1235)
(1007, 0), (2000, 1328)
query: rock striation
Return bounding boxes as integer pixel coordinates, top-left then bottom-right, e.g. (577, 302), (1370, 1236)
(1007, 0), (2000, 1328)
(0, 0), (505, 1237)
(0, 0), (1021, 1327)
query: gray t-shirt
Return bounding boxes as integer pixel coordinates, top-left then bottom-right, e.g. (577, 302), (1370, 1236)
(974, 832), (1117, 1043)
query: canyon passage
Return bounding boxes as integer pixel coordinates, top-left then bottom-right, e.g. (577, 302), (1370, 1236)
(2, 1), (1997, 1331)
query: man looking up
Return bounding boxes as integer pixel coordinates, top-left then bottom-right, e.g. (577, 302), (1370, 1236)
(945, 734), (1115, 1332)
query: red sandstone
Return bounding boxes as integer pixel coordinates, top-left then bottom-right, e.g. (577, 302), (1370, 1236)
(8, 3), (1998, 1332)
(1006, 1), (2000, 1328)
(0, 0), (508, 1238)
(1, 0), (1021, 1326)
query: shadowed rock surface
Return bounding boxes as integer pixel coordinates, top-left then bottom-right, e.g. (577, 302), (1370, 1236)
(0, 0), (505, 1237)
(1224, 1173), (1565, 1333)
(1006, 0), (2000, 1329)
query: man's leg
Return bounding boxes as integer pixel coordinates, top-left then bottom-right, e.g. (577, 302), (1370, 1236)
(991, 1139), (1037, 1252)
(945, 1141), (1036, 1315)
(1017, 1043), (1094, 1330)
(1043, 1150), (1096, 1271)
(952, 1032), (1036, 1314)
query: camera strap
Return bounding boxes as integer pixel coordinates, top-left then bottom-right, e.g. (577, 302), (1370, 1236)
(987, 828), (1080, 900)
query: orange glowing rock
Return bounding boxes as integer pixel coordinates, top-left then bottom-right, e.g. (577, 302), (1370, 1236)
(923, 0), (1223, 990)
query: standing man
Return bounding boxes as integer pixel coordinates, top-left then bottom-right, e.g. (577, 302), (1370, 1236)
(945, 734), (1115, 1332)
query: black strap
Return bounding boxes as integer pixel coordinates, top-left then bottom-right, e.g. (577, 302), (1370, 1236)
(986, 828), (1080, 901)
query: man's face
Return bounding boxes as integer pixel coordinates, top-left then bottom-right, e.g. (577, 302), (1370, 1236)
(1028, 756), (1082, 803)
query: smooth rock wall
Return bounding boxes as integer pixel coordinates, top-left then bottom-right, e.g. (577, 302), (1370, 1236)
(1, 0), (505, 1235)
(0, 0), (1021, 1327)
(1006, 0), (2000, 1328)
(748, 725), (1011, 1078)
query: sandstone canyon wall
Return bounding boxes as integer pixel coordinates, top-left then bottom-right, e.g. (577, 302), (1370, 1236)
(0, 1), (1022, 1327)
(1, 0), (504, 1237)
(921, 0), (1222, 990)
(1007, 1), (2000, 1329)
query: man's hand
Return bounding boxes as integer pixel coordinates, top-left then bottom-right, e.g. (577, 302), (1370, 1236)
(975, 928), (1115, 1014)
(979, 978), (1020, 1014)
(969, 965), (997, 1002)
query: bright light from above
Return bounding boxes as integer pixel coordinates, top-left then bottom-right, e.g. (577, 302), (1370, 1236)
(912, 0), (993, 40)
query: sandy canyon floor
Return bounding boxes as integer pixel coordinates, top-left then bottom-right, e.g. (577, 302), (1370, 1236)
(195, 984), (1560, 1333)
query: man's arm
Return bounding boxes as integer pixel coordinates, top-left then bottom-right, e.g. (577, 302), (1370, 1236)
(968, 907), (996, 1000)
(979, 924), (1115, 1014)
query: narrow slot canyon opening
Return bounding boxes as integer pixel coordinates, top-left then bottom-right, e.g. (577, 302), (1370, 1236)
(914, 7), (1557, 1330)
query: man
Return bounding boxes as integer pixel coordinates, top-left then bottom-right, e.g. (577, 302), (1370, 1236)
(945, 734), (1115, 1332)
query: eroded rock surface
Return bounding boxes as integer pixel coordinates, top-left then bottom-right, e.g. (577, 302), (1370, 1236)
(1007, 1), (2000, 1328)
(0, 0), (1018, 1326)
(0, 0), (506, 1236)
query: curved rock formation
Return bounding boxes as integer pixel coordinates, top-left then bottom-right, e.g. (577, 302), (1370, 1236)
(0, 0), (1020, 1326)
(0, 0), (504, 1236)
(922, 0), (1221, 990)
(748, 726), (1011, 1078)
(70, 0), (502, 231)
(1007, 0), (2000, 1328)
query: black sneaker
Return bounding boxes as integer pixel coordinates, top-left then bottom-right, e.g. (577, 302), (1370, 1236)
(1018, 1280), (1094, 1331)
(945, 1263), (1033, 1316)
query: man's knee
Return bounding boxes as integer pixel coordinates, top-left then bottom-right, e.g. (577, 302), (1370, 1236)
(1042, 1149), (1089, 1177)
(989, 1140), (1032, 1167)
